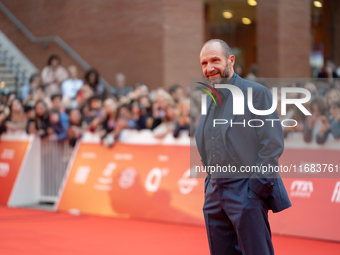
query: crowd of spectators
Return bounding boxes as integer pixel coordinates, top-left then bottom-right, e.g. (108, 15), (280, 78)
(231, 58), (340, 145)
(275, 80), (340, 145)
(1, 54), (340, 147)
(301, 86), (340, 144)
(0, 55), (192, 147)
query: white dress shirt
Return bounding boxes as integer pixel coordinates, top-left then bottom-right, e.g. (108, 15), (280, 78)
(61, 79), (83, 99)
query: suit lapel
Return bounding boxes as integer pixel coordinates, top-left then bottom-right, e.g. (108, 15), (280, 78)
(195, 96), (213, 163)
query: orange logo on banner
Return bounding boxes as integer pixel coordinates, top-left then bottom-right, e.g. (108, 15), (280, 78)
(58, 143), (205, 225)
(0, 141), (29, 204)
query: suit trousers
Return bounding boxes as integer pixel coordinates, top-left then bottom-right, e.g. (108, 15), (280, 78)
(203, 177), (274, 255)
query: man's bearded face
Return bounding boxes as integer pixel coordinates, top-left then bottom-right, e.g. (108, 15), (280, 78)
(200, 42), (231, 86)
(206, 63), (230, 86)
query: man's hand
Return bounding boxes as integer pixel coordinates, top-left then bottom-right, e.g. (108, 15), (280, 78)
(38, 129), (46, 136)
(319, 116), (330, 136)
(307, 115), (316, 128)
(49, 134), (58, 141)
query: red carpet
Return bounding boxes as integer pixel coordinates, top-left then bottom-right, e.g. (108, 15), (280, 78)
(0, 206), (339, 255)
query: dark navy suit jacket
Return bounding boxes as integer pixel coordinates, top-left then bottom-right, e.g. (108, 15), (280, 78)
(195, 77), (291, 213)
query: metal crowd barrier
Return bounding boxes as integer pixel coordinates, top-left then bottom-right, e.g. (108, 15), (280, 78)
(40, 139), (74, 203)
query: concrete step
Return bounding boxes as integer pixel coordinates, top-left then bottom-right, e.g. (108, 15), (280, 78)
(0, 60), (20, 92)
(0, 73), (16, 79)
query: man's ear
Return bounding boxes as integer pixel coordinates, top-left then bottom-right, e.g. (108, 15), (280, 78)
(228, 55), (235, 67)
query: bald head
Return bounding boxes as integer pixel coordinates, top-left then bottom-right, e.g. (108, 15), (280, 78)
(201, 39), (232, 60)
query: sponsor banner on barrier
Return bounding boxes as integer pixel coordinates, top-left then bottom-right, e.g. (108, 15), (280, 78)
(269, 178), (340, 242)
(57, 142), (205, 225)
(57, 131), (340, 241)
(0, 140), (29, 204)
(268, 147), (340, 242)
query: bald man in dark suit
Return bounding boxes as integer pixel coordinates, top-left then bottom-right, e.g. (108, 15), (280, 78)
(195, 39), (291, 255)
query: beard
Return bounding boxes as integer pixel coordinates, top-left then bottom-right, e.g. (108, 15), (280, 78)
(207, 64), (230, 86)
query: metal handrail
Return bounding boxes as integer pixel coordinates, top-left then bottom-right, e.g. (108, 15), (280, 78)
(0, 1), (112, 91)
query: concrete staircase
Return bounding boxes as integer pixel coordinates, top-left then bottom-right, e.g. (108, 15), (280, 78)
(0, 29), (38, 94)
(0, 61), (16, 92)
